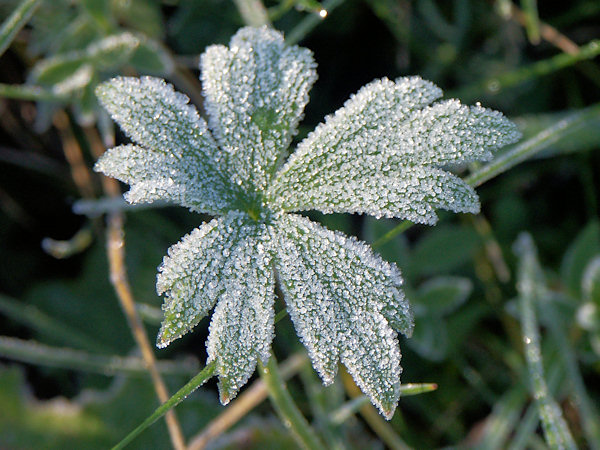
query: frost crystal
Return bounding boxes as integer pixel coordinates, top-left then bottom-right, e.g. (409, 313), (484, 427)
(94, 26), (520, 418)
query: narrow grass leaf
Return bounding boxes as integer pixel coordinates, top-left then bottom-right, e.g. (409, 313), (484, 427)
(514, 233), (576, 450)
(0, 0), (42, 57)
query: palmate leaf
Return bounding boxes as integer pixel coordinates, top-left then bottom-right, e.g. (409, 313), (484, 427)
(94, 25), (521, 420)
(269, 77), (521, 224)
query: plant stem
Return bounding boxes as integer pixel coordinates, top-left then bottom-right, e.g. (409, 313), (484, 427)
(0, 83), (66, 102)
(188, 353), (308, 450)
(233, 0), (271, 27)
(0, 0), (41, 57)
(83, 123), (187, 450)
(258, 354), (326, 450)
(112, 362), (217, 450)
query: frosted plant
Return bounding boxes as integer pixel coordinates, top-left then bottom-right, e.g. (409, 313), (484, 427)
(94, 26), (520, 418)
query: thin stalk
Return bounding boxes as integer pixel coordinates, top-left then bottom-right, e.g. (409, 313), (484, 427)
(514, 234), (576, 449)
(233, 0), (271, 27)
(106, 212), (187, 450)
(0, 0), (42, 57)
(258, 354), (326, 450)
(372, 219), (412, 249)
(112, 361), (217, 450)
(519, 0), (541, 44)
(188, 353), (308, 450)
(0, 336), (198, 377)
(286, 0), (345, 45)
(84, 123), (186, 450)
(0, 83), (67, 102)
(0, 294), (110, 353)
(72, 196), (168, 217)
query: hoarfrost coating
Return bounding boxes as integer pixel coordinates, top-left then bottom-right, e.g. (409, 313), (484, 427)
(94, 26), (520, 418)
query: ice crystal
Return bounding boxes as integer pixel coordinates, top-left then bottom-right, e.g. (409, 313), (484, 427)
(94, 26), (520, 418)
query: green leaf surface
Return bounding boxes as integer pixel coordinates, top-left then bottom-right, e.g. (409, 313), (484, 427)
(560, 221), (600, 299)
(408, 224), (482, 278)
(583, 256), (600, 305)
(413, 276), (472, 316)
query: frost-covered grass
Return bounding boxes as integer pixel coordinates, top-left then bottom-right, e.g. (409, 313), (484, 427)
(1, 1), (599, 449)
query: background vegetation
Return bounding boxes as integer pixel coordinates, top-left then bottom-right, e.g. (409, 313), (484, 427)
(1, 0), (599, 448)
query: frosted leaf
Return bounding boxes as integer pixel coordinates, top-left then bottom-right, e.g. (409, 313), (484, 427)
(205, 218), (275, 404)
(95, 76), (240, 215)
(201, 26), (317, 191)
(269, 77), (520, 223)
(274, 214), (412, 418)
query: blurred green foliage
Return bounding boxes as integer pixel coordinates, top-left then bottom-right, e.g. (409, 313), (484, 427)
(1, 0), (599, 448)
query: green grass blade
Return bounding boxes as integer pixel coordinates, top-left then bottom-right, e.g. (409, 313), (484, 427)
(0, 0), (42, 57)
(454, 40), (600, 101)
(259, 354), (326, 450)
(514, 234), (577, 450)
(520, 0), (541, 44)
(0, 83), (67, 102)
(467, 103), (600, 187)
(112, 361), (217, 450)
(0, 294), (110, 353)
(286, 0), (345, 45)
(0, 336), (198, 377)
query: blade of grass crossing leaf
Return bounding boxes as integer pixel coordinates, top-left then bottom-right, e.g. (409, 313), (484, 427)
(0, 0), (42, 57)
(112, 361), (217, 450)
(233, 0), (270, 26)
(514, 234), (576, 450)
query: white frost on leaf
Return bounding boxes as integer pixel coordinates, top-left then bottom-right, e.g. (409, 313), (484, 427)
(201, 26), (317, 191)
(94, 76), (240, 215)
(269, 77), (521, 223)
(157, 211), (275, 403)
(95, 25), (521, 419)
(274, 214), (412, 418)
